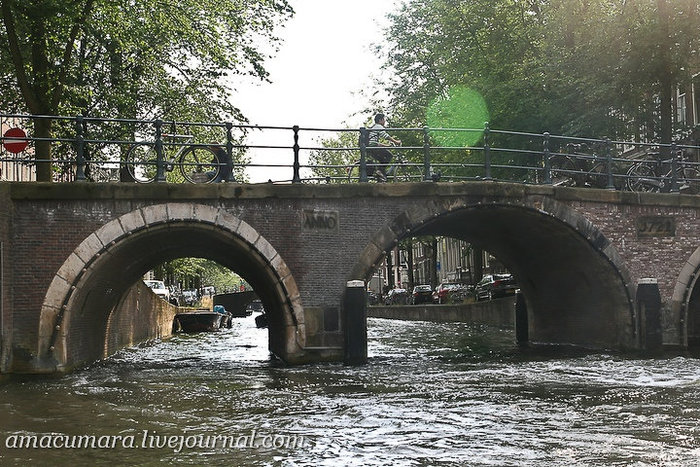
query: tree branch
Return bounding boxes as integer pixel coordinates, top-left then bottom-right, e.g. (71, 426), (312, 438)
(1, 0), (41, 112)
(51, 0), (95, 110)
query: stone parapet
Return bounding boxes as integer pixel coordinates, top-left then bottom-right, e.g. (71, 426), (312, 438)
(368, 298), (516, 327)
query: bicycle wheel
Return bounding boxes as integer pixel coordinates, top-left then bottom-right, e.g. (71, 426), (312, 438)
(179, 145), (221, 183)
(346, 161), (361, 183)
(126, 143), (158, 183)
(626, 162), (660, 192)
(550, 156), (578, 187)
(347, 160), (384, 182)
(679, 165), (700, 194)
(390, 162), (423, 182)
(588, 159), (613, 188)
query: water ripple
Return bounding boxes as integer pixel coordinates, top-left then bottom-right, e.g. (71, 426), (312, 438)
(1, 316), (700, 465)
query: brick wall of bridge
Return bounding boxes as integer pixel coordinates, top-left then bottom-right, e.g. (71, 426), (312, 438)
(9, 198), (135, 369)
(0, 185), (11, 371)
(562, 198), (700, 343)
(2, 182), (700, 373)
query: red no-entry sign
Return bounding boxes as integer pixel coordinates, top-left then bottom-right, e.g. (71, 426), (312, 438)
(3, 127), (29, 153)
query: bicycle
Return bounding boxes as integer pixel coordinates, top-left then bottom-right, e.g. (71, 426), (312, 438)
(125, 132), (223, 183)
(626, 151), (700, 194)
(549, 142), (621, 189)
(345, 155), (424, 183)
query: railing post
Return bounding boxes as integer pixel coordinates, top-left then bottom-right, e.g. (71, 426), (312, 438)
(225, 122), (235, 182)
(74, 115), (87, 182)
(292, 125), (301, 183)
(359, 127), (368, 183)
(154, 119), (166, 182)
(543, 132), (551, 185)
(483, 122), (492, 180)
(605, 138), (615, 190)
(669, 142), (679, 193)
(422, 126), (431, 181)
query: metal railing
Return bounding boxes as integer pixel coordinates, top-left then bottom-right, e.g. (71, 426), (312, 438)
(1, 113), (698, 193)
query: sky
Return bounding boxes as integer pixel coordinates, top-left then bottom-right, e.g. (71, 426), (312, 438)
(230, 0), (399, 182)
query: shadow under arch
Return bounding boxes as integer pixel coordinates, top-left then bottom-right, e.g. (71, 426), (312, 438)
(36, 203), (304, 373)
(350, 197), (637, 350)
(674, 246), (700, 347)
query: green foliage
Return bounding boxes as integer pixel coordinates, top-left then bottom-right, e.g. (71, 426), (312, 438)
(307, 130), (359, 183)
(156, 258), (247, 293)
(426, 86), (489, 147)
(375, 0), (700, 145)
(1, 0), (293, 179)
(1, 0), (293, 119)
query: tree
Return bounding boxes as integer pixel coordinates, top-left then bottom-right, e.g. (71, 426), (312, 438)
(377, 0), (550, 132)
(0, 0), (293, 180)
(375, 0), (700, 148)
(307, 130), (360, 183)
(545, 0), (700, 143)
(155, 258), (248, 294)
(372, 0), (555, 177)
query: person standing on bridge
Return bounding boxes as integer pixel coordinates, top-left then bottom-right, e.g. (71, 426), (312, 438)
(368, 113), (401, 182)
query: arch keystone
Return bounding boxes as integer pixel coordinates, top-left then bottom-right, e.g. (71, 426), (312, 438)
(192, 204), (219, 224)
(167, 203), (194, 221)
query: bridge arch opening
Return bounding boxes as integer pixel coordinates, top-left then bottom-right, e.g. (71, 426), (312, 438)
(38, 204), (304, 372)
(355, 200), (636, 350)
(678, 246), (700, 349)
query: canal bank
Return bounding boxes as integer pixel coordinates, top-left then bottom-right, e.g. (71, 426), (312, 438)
(368, 296), (515, 327)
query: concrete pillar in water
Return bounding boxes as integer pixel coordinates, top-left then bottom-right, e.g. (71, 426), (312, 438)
(637, 278), (663, 352)
(344, 280), (367, 364)
(515, 292), (528, 346)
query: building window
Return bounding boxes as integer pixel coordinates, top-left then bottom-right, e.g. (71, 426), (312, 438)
(677, 86), (687, 126)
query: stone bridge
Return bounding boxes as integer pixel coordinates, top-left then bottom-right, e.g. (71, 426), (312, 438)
(1, 181), (699, 374)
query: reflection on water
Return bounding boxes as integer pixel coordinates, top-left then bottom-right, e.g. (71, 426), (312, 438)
(2, 316), (700, 466)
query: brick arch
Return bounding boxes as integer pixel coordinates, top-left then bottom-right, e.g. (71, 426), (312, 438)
(674, 246), (700, 347)
(350, 196), (636, 350)
(37, 203), (304, 372)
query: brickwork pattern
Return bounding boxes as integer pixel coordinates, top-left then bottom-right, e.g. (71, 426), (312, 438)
(0, 185), (11, 372)
(104, 281), (177, 356)
(3, 182), (700, 372)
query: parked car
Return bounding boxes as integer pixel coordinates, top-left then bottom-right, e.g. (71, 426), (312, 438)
(246, 299), (264, 313)
(474, 274), (518, 301)
(433, 282), (470, 304)
(144, 280), (170, 301)
(411, 285), (434, 304)
(384, 288), (408, 305)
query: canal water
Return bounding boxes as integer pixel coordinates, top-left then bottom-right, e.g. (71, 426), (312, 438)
(1, 316), (700, 466)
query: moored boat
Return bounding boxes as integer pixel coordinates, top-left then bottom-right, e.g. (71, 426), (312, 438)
(255, 313), (268, 329)
(213, 291), (257, 317)
(175, 310), (224, 332)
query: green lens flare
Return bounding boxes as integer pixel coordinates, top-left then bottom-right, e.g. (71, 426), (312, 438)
(426, 86), (489, 147)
